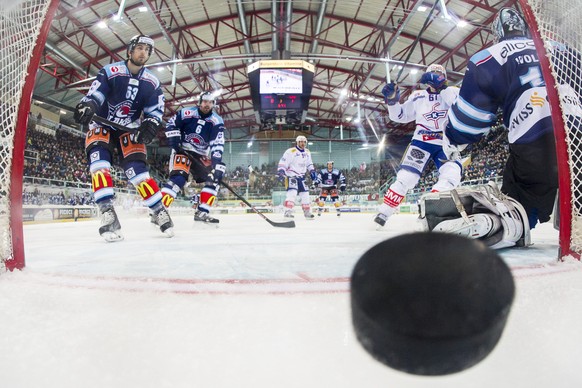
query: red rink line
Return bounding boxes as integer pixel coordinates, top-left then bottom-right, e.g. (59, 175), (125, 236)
(27, 262), (582, 295)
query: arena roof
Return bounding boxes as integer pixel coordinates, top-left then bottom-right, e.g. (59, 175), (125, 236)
(32, 0), (518, 142)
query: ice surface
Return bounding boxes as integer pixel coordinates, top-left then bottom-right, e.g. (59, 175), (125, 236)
(1, 212), (581, 387)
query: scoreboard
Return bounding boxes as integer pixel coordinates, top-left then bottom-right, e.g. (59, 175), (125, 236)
(248, 60), (315, 125)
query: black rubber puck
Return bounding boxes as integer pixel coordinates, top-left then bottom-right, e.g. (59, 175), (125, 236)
(351, 232), (514, 375)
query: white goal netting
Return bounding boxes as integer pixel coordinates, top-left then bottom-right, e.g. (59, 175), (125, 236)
(0, 0), (55, 272)
(521, 1), (582, 257)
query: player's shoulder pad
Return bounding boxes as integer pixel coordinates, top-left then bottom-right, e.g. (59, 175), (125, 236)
(179, 107), (198, 120)
(209, 112), (225, 126)
(140, 68), (161, 88)
(470, 48), (494, 67)
(103, 61), (130, 77)
(289, 148), (297, 153)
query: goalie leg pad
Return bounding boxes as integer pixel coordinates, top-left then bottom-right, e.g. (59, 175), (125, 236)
(433, 214), (502, 240)
(420, 183), (531, 249)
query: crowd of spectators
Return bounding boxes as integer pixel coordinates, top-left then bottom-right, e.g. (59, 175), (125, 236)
(22, 117), (511, 205)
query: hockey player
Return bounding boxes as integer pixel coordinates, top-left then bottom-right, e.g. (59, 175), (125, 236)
(315, 161), (346, 216)
(73, 34), (173, 242)
(160, 91), (226, 224)
(277, 135), (318, 219)
(373, 63), (461, 227)
(426, 7), (558, 248)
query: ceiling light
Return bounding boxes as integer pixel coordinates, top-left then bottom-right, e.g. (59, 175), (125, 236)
(138, 6), (148, 12)
(96, 21), (107, 29)
(458, 20), (468, 28)
(418, 5), (427, 12)
(411, 69), (418, 75)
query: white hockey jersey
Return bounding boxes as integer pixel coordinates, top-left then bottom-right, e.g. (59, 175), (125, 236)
(277, 146), (315, 178)
(387, 86), (459, 145)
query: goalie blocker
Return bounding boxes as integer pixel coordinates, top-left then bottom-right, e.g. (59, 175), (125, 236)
(419, 182), (531, 249)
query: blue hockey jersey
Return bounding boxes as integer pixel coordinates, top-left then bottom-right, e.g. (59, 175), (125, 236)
(318, 168), (346, 189)
(81, 61), (165, 128)
(445, 37), (552, 145)
(165, 107), (226, 166)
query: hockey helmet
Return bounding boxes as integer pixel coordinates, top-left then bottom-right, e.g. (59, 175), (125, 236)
(199, 91), (216, 105)
(127, 35), (155, 57)
(296, 135), (307, 143)
(426, 63), (447, 78)
(491, 8), (529, 42)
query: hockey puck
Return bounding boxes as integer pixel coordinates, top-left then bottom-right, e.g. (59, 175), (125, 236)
(350, 232), (514, 375)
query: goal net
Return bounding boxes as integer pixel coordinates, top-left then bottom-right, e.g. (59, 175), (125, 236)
(519, 0), (582, 259)
(0, 0), (59, 273)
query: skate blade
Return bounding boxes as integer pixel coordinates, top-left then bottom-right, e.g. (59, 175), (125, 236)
(195, 222), (220, 229)
(162, 227), (175, 238)
(101, 231), (124, 242)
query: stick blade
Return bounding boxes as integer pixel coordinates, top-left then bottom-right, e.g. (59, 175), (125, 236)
(267, 219), (296, 228)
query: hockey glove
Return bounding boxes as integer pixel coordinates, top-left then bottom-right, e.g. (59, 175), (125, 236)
(73, 99), (99, 125)
(277, 169), (286, 182)
(442, 134), (467, 161)
(207, 162), (226, 184)
(381, 82), (400, 105)
(312, 178), (321, 188)
(420, 71), (447, 91)
(135, 117), (162, 144)
(165, 129), (183, 152)
(340, 183), (346, 192)
(310, 170), (318, 182)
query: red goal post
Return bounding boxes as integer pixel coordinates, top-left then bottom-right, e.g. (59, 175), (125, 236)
(519, 0), (582, 259)
(0, 0), (59, 272)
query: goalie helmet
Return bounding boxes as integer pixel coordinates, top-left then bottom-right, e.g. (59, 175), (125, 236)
(426, 63), (447, 78)
(127, 35), (154, 57)
(199, 91), (216, 105)
(491, 8), (529, 42)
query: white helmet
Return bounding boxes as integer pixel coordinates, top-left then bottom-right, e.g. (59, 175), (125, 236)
(296, 135), (307, 143)
(426, 63), (446, 78)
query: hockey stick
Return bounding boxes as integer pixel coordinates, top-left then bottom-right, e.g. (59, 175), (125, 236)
(91, 115), (139, 133)
(219, 180), (296, 228)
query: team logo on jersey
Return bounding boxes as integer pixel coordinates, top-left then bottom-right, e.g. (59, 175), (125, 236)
(111, 66), (120, 73)
(183, 109), (194, 117)
(109, 102), (134, 126)
(423, 103), (448, 129)
(185, 133), (206, 146)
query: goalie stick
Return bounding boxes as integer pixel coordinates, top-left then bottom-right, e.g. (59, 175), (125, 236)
(86, 117), (296, 228)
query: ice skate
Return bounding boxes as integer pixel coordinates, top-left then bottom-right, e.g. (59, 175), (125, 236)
(374, 213), (388, 229)
(284, 210), (294, 218)
(195, 210), (220, 225)
(304, 210), (315, 220)
(98, 206), (123, 242)
(152, 206), (175, 237)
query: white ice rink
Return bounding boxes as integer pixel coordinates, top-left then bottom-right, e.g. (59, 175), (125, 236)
(1, 211), (582, 388)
